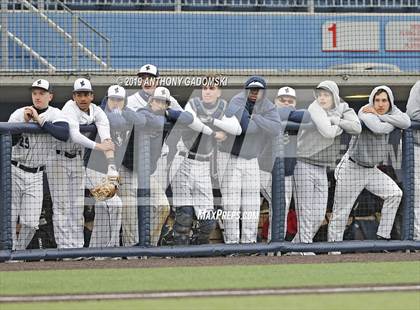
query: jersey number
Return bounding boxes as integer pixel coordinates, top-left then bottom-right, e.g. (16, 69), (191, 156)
(19, 137), (30, 149)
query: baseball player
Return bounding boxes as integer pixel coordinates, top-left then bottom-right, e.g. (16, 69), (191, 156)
(259, 86), (311, 241)
(9, 79), (69, 250)
(122, 64), (182, 247)
(169, 82), (242, 245)
(127, 63), (182, 111)
(85, 85), (132, 248)
(294, 81), (361, 251)
(328, 85), (410, 244)
(218, 76), (282, 244)
(135, 87), (195, 245)
(47, 78), (116, 249)
(406, 80), (420, 241)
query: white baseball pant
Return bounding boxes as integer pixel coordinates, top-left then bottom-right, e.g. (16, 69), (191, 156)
(85, 168), (122, 248)
(413, 145), (420, 241)
(170, 153), (214, 215)
(293, 160), (328, 244)
(260, 170), (294, 241)
(47, 154), (85, 248)
(150, 155), (170, 246)
(328, 158), (402, 242)
(219, 152), (260, 244)
(119, 165), (138, 246)
(11, 166), (43, 250)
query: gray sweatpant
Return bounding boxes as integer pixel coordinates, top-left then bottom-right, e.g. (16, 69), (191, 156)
(413, 145), (420, 241)
(328, 157), (402, 242)
(293, 160), (328, 244)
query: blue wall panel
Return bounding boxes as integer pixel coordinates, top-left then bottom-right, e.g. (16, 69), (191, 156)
(6, 12), (420, 71)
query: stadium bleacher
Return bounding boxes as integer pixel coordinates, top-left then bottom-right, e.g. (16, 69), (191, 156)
(24, 0), (420, 12)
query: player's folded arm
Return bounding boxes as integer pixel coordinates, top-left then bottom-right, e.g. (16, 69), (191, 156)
(378, 110), (411, 130)
(338, 108), (362, 135)
(359, 110), (395, 134)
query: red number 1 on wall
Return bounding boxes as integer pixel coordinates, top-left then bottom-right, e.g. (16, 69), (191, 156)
(328, 23), (337, 48)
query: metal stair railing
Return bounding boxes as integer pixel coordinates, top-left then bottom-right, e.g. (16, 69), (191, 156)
(19, 0), (110, 70)
(0, 25), (56, 72)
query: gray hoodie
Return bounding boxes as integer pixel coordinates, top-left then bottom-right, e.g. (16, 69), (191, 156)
(297, 80), (361, 167)
(219, 90), (282, 159)
(348, 85), (411, 167)
(406, 80), (420, 146)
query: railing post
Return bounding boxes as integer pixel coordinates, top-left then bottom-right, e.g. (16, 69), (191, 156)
(307, 0), (315, 13)
(38, 0), (45, 11)
(72, 15), (79, 70)
(0, 133), (12, 251)
(271, 134), (285, 242)
(402, 128), (415, 241)
(106, 39), (110, 70)
(1, 0), (8, 70)
(175, 0), (182, 12)
(136, 127), (151, 247)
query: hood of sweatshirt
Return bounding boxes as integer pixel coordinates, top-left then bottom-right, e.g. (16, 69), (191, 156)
(314, 80), (344, 113)
(368, 85), (395, 114)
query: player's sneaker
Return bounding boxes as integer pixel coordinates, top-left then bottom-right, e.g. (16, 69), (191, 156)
(302, 252), (316, 256)
(285, 252), (316, 256)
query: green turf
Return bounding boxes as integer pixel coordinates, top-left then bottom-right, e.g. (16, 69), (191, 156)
(3, 293), (420, 310)
(0, 261), (419, 296)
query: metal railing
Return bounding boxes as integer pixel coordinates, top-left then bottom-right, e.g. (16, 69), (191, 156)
(58, 0), (419, 8)
(0, 121), (419, 261)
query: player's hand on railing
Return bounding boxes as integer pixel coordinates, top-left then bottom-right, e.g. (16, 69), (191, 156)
(23, 107), (33, 122)
(214, 131), (227, 141)
(96, 139), (115, 151)
(26, 107), (46, 126)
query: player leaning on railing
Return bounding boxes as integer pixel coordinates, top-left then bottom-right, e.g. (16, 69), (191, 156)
(258, 86), (311, 242)
(133, 87), (194, 246)
(122, 64), (184, 247)
(406, 80), (420, 241)
(47, 78), (116, 249)
(8, 79), (69, 251)
(169, 80), (242, 246)
(328, 86), (411, 247)
(293, 81), (361, 253)
(83, 85), (132, 249)
(217, 76), (282, 244)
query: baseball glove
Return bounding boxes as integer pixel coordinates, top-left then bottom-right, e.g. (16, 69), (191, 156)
(90, 176), (119, 202)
